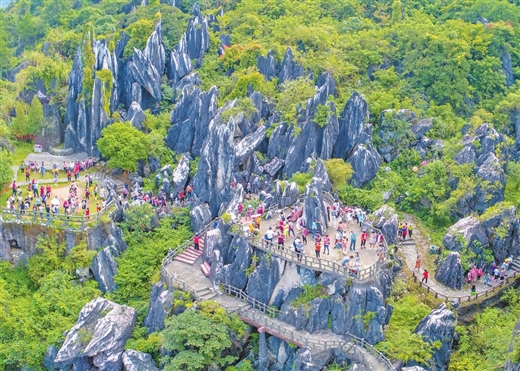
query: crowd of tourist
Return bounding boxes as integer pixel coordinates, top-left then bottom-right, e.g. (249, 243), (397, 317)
(238, 199), (388, 276)
(6, 162), (106, 221)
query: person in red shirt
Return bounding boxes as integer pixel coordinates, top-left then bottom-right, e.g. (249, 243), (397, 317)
(277, 233), (284, 250)
(85, 208), (90, 220)
(194, 234), (200, 250)
(360, 231), (368, 249)
(422, 269), (429, 283)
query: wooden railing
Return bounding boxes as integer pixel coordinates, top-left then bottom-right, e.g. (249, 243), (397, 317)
(412, 271), (520, 303)
(221, 283), (395, 371)
(0, 200), (115, 230)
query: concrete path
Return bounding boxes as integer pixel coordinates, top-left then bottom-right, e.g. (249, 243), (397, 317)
(24, 151), (90, 164)
(399, 215), (519, 299)
(163, 259), (393, 371)
(240, 204), (381, 274)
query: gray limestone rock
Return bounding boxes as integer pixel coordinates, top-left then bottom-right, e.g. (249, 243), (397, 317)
(502, 48), (514, 87)
(443, 204), (520, 265)
(293, 347), (333, 371)
(313, 159), (332, 193)
(305, 297), (333, 333)
(273, 181), (300, 208)
(235, 125), (266, 166)
(43, 346), (59, 371)
(172, 154), (190, 195)
(264, 157), (285, 177)
(190, 203), (212, 234)
(303, 177), (328, 234)
(144, 281), (173, 334)
(122, 350), (158, 371)
(347, 143), (382, 188)
(442, 217), (487, 252)
(435, 252), (464, 290)
(258, 50), (279, 81)
(90, 245), (121, 294)
(125, 101), (146, 130)
(226, 235), (253, 290)
(166, 85), (218, 157)
(54, 298), (137, 370)
(246, 253), (286, 304)
(402, 367), (428, 371)
(169, 35), (193, 85)
(277, 287), (309, 330)
(332, 92), (368, 159)
(185, 6), (210, 62)
(193, 119), (235, 217)
(371, 205), (399, 246)
(411, 303), (457, 371)
(278, 48), (303, 84)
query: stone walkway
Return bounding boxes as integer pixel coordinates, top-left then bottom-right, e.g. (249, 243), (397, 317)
(399, 215), (519, 300)
(11, 151), (91, 182)
(240, 204), (381, 274)
(162, 259), (393, 371)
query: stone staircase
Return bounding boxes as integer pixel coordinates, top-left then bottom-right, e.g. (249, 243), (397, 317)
(174, 236), (204, 265)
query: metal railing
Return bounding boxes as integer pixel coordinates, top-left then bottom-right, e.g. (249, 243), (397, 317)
(161, 265), (202, 300)
(161, 218), (218, 267)
(0, 200), (115, 230)
(412, 270), (520, 303)
(221, 283), (395, 371)
(232, 232), (388, 281)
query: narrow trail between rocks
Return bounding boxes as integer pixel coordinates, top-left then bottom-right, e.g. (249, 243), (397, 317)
(399, 214), (520, 302)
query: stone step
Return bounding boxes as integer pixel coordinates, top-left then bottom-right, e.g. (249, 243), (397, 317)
(200, 262), (211, 277)
(174, 255), (198, 265)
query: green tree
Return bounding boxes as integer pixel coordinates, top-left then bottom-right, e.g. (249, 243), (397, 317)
(10, 102), (29, 139)
(97, 122), (150, 172)
(323, 159), (354, 190)
(162, 310), (237, 371)
(27, 95), (44, 135)
(276, 77), (316, 124)
(0, 149), (14, 192)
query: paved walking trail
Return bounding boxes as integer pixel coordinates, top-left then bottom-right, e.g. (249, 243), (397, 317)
(399, 214), (520, 299)
(163, 259), (393, 371)
(239, 203), (381, 274)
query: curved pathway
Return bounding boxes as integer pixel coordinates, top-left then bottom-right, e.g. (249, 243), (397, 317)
(162, 258), (394, 371)
(237, 202), (389, 281)
(399, 216), (520, 302)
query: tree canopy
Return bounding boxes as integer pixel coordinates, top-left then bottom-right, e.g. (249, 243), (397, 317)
(97, 122), (150, 172)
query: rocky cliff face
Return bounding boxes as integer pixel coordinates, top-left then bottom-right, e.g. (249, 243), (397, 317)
(331, 92), (382, 187)
(453, 123), (509, 217)
(53, 298), (137, 370)
(193, 119), (235, 217)
(408, 303), (457, 371)
(165, 85), (218, 157)
(442, 203), (520, 264)
(64, 28), (119, 156)
(435, 252), (464, 290)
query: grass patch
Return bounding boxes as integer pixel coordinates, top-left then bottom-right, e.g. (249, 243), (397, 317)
(375, 277), (442, 365)
(290, 284), (329, 311)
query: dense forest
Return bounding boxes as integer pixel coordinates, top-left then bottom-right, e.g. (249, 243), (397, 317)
(2, 0), (520, 370)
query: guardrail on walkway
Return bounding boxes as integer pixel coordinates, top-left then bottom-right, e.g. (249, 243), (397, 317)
(161, 265), (202, 300)
(233, 232), (388, 281)
(161, 218), (218, 267)
(412, 271), (520, 303)
(0, 200), (115, 230)
(221, 283), (395, 371)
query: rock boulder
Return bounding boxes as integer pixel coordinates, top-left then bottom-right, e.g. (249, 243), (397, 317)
(122, 349), (158, 371)
(435, 252), (464, 290)
(54, 298), (137, 370)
